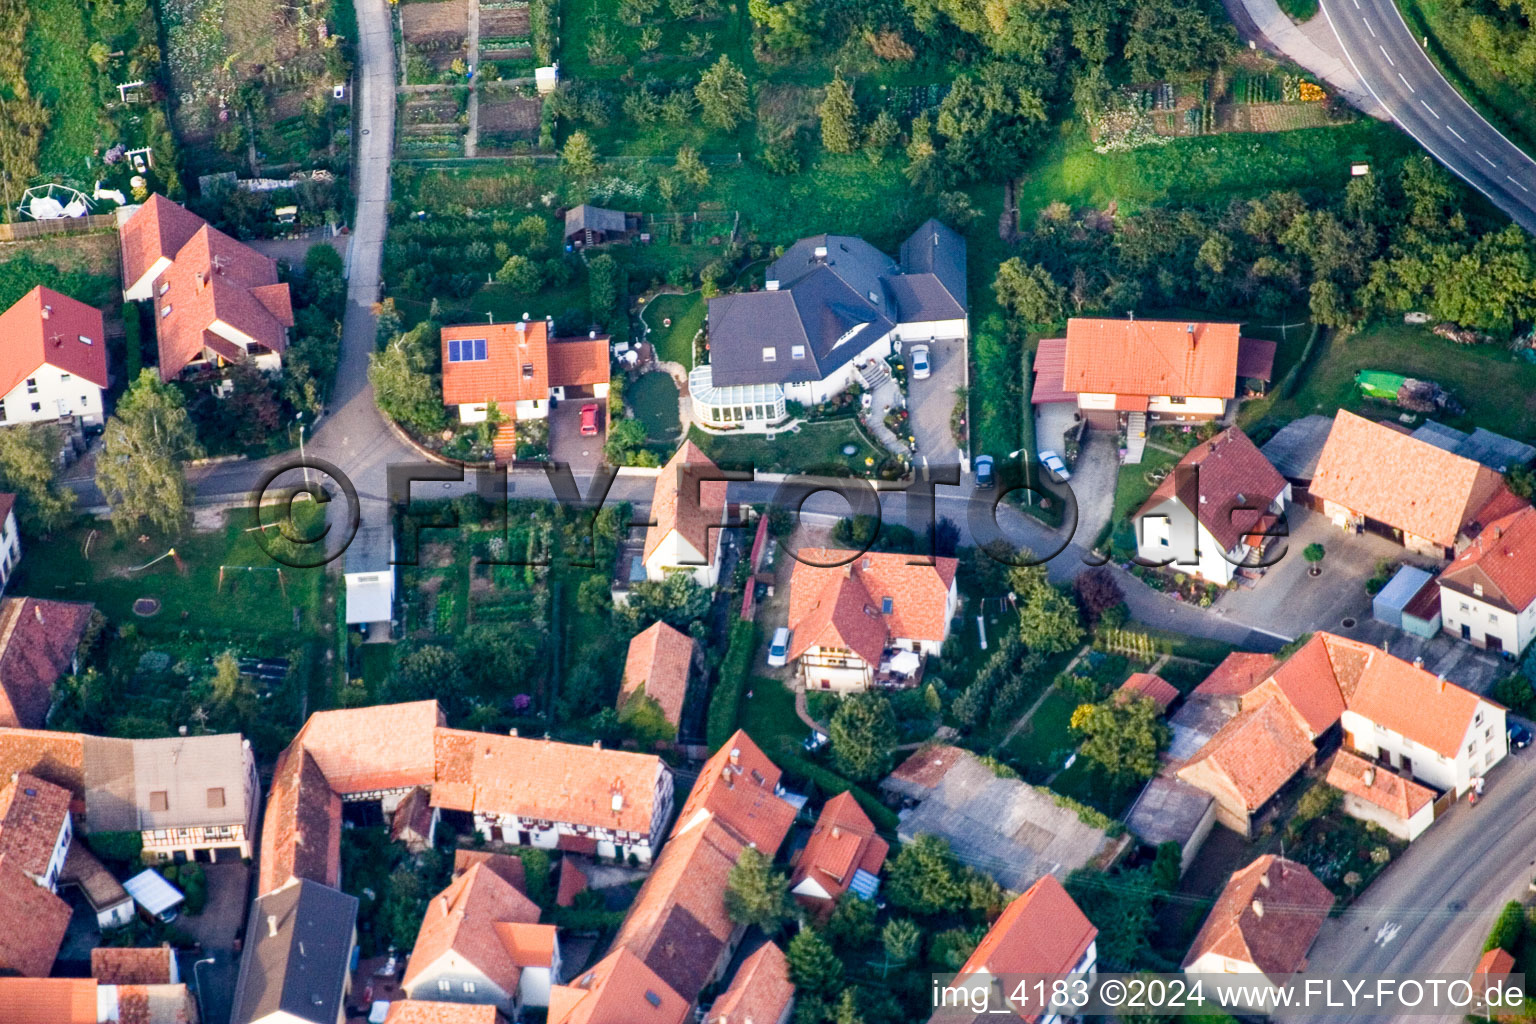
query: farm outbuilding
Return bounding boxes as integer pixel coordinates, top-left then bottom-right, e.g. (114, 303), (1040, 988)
(1373, 564), (1441, 638)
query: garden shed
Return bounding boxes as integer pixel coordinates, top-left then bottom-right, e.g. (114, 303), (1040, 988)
(344, 527), (395, 637)
(1373, 565), (1440, 637)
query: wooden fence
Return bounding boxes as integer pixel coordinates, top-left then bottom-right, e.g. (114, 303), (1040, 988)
(0, 214), (116, 242)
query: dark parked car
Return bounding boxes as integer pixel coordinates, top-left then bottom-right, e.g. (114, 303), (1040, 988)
(974, 455), (995, 489)
(1510, 722), (1532, 751)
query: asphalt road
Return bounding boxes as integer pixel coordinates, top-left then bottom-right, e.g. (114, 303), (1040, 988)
(1321, 0), (1536, 234)
(1280, 737), (1536, 1024)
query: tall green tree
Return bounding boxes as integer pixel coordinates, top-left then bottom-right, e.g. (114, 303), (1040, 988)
(863, 109), (899, 164)
(994, 258), (1067, 326)
(829, 691), (898, 782)
(786, 928), (844, 1002)
(369, 337), (445, 436)
(819, 71), (859, 154)
(886, 834), (966, 914)
(724, 846), (793, 931)
(0, 423), (75, 535)
(1070, 695), (1170, 784)
(95, 370), (203, 536)
(587, 253), (620, 323)
(561, 130), (600, 178)
(1017, 580), (1084, 655)
(695, 55), (751, 131)
(880, 917), (922, 963)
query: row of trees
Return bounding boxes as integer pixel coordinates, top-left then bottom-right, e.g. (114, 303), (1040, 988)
(997, 156), (1536, 333)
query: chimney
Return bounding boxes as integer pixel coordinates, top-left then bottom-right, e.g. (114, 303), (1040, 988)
(267, 915), (278, 938)
(1438, 673), (1447, 692)
(33, 604), (43, 624)
(611, 791), (624, 812)
(813, 245), (828, 261)
(40, 305), (51, 320)
(729, 748), (740, 767)
(593, 740), (602, 750)
(516, 320), (526, 335)
(722, 766), (734, 789)
(1363, 767), (1376, 787)
(440, 895), (449, 916)
(509, 728), (518, 737)
(1251, 898), (1264, 919)
(831, 826), (841, 840)
(589, 329), (597, 339)
(1413, 657), (1424, 669)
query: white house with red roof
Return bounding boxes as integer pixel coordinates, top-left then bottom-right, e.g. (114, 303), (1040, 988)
(641, 442), (730, 588)
(118, 195), (294, 382)
(0, 286), (109, 427)
(788, 791), (887, 910)
(786, 548), (958, 692)
(1182, 855), (1332, 997)
(0, 494), (20, 594)
(1134, 427), (1290, 585)
(954, 874), (1097, 1024)
(439, 318), (610, 425)
(1438, 505), (1536, 656)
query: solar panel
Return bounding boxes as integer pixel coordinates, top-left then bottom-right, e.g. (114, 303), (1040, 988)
(448, 338), (487, 362)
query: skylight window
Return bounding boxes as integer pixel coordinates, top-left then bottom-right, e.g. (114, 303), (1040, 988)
(762, 347), (777, 362)
(447, 338), (488, 362)
(791, 345), (806, 359)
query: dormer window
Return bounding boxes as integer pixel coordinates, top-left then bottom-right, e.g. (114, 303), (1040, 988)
(881, 596), (893, 614)
(762, 347), (776, 362)
(522, 363), (534, 379)
(158, 282), (169, 296)
(1473, 583), (1484, 598)
(161, 305), (172, 318)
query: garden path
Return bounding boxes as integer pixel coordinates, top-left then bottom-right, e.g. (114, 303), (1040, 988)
(465, 2), (479, 156)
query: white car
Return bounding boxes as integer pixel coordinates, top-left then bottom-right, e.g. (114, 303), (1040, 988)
(767, 626), (790, 667)
(910, 345), (931, 380)
(1039, 449), (1071, 481)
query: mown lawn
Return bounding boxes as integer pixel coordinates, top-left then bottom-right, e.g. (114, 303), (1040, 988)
(687, 420), (885, 476)
(1109, 446), (1182, 558)
(26, 0), (104, 177)
(1016, 119), (1418, 221)
(11, 508), (330, 639)
(741, 676), (808, 754)
(1239, 320), (1536, 443)
(641, 291), (704, 368)
(1002, 687), (1079, 779)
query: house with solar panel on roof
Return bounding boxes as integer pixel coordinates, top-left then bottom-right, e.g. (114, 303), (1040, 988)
(688, 220), (966, 429)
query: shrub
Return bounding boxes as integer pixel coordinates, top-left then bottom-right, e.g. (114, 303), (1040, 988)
(1485, 901), (1526, 953)
(1493, 673), (1536, 717)
(705, 619), (757, 751)
(88, 831), (145, 865)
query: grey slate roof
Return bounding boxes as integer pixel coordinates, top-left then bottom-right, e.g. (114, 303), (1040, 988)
(896, 218), (967, 322)
(1411, 421), (1536, 473)
(707, 222), (967, 387)
(1125, 775), (1213, 850)
(344, 526), (392, 575)
(564, 204), (627, 236)
(231, 879), (359, 1024)
(1259, 415), (1334, 483)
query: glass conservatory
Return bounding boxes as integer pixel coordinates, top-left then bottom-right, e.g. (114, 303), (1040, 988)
(688, 365), (787, 428)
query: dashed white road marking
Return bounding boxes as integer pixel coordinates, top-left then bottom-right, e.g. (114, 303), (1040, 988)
(1421, 100), (1439, 119)
(1398, 72), (1415, 93)
(1508, 176), (1531, 193)
(1380, 45), (1395, 65)
(1448, 126), (1466, 141)
(1363, 17), (1376, 35)
(1478, 151), (1497, 167)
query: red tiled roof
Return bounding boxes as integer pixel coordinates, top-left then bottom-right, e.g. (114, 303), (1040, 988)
(91, 947), (175, 985)
(706, 942), (794, 1024)
(290, 700), (444, 794)
(257, 747), (341, 895)
(1134, 428), (1287, 553)
(119, 195), (203, 295)
(1244, 634), (1350, 738)
(0, 772), (70, 878)
(1061, 318), (1242, 399)
(149, 223), (293, 381)
(404, 862), (544, 999)
(789, 791), (888, 904)
(786, 549), (957, 663)
(1182, 855), (1333, 976)
(1466, 485), (1531, 538)
(0, 978), (99, 1023)
(454, 848), (526, 893)
(441, 320), (551, 408)
(960, 874), (1097, 1019)
(672, 729), (795, 855)
(0, 728), (85, 796)
(557, 855), (589, 907)
(643, 442), (728, 568)
(885, 744), (965, 792)
(0, 598), (95, 731)
(1312, 411), (1506, 548)
(0, 287), (109, 396)
(1476, 948), (1517, 975)
(611, 814), (743, 1000)
(1117, 672), (1179, 713)
(548, 337), (612, 387)
(1441, 505), (1536, 612)
(1343, 640), (1485, 758)
(1178, 698), (1316, 810)
(1030, 339), (1074, 404)
(431, 728), (665, 835)
(622, 621), (695, 730)
(385, 1001), (499, 1024)
(549, 948), (689, 1024)
(1325, 751), (1435, 820)
(1194, 653), (1280, 699)
(1236, 338), (1278, 381)
(0, 855), (70, 977)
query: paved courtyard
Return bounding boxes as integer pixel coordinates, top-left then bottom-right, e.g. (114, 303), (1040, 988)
(904, 335), (966, 469)
(548, 398), (606, 473)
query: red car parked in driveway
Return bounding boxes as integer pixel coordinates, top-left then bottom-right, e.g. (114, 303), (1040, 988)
(580, 403), (600, 435)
